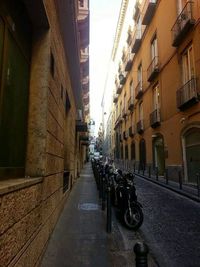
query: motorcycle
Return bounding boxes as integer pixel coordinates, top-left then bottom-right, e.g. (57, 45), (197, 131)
(110, 169), (144, 230)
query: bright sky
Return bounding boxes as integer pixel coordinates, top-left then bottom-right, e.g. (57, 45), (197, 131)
(90, 0), (122, 136)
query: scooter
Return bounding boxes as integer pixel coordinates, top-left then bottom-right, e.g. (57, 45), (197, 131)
(114, 171), (144, 230)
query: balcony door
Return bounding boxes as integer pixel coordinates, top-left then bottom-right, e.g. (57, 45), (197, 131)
(182, 45), (195, 84)
(151, 35), (158, 64)
(153, 84), (160, 111)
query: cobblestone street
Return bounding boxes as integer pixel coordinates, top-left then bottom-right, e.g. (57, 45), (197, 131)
(135, 176), (200, 267)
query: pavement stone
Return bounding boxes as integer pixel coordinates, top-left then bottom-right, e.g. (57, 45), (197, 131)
(40, 163), (158, 267)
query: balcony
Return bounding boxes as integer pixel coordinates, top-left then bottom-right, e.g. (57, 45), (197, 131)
(150, 108), (160, 128)
(142, 0), (157, 25)
(119, 73), (126, 85)
(114, 114), (123, 129)
(123, 131), (128, 140)
(135, 81), (143, 99)
(126, 27), (132, 45)
(113, 94), (118, 103)
(125, 52), (133, 72)
(171, 1), (195, 47)
(176, 78), (199, 111)
(131, 29), (142, 53)
(128, 96), (134, 111)
(116, 86), (122, 94)
(133, 1), (140, 21)
(147, 56), (159, 82)
(129, 126), (135, 137)
(122, 107), (128, 119)
(137, 120), (144, 134)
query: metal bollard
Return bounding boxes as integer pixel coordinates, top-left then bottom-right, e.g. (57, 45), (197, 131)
(156, 167), (158, 181)
(134, 242), (149, 267)
(134, 163), (136, 173)
(99, 173), (102, 199)
(178, 170), (182, 190)
(106, 186), (112, 233)
(102, 177), (106, 210)
(196, 173), (200, 198)
(165, 168), (168, 185)
(148, 166), (151, 178)
(142, 164), (145, 176)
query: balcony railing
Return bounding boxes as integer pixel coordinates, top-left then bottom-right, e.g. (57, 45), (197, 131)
(135, 81), (143, 99)
(119, 73), (126, 85)
(116, 86), (122, 94)
(122, 107), (127, 119)
(128, 96), (134, 111)
(137, 120), (144, 134)
(125, 52), (133, 72)
(123, 131), (128, 140)
(131, 29), (142, 53)
(113, 94), (118, 103)
(150, 108), (160, 128)
(133, 1), (140, 21)
(129, 126), (135, 137)
(142, 0), (157, 25)
(176, 78), (199, 111)
(147, 56), (159, 82)
(114, 114), (123, 129)
(171, 1), (195, 47)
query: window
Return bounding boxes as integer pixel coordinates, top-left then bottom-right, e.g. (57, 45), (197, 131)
(151, 35), (158, 59)
(138, 63), (142, 88)
(124, 94), (126, 112)
(153, 84), (160, 110)
(0, 4), (31, 178)
(182, 45), (195, 84)
(130, 80), (134, 98)
(79, 0), (84, 7)
(139, 101), (143, 121)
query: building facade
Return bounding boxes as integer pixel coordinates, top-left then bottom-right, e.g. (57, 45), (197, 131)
(0, 0), (89, 266)
(110, 0), (200, 183)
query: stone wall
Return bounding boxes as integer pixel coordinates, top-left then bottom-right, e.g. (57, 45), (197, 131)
(0, 0), (82, 266)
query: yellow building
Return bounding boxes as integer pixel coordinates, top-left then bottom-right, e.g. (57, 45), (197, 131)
(0, 0), (89, 266)
(113, 0), (200, 183)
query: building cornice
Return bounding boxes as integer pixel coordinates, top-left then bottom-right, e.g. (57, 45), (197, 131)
(111, 0), (129, 61)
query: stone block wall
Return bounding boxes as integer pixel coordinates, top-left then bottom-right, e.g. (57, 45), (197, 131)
(0, 0), (83, 266)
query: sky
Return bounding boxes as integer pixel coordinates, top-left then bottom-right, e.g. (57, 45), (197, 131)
(90, 0), (122, 136)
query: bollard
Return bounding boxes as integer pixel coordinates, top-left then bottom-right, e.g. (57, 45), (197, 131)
(178, 170), (182, 190)
(99, 173), (102, 199)
(156, 167), (158, 181)
(196, 173), (200, 198)
(102, 177), (106, 210)
(142, 164), (145, 176)
(106, 186), (112, 233)
(134, 242), (149, 267)
(134, 162), (136, 173)
(165, 168), (168, 185)
(148, 166), (151, 178)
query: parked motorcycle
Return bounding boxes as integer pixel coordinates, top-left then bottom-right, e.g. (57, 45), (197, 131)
(108, 168), (144, 230)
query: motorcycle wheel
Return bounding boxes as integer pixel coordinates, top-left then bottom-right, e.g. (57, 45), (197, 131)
(123, 205), (143, 230)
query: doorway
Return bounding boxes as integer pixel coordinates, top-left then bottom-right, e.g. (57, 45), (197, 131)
(153, 135), (165, 175)
(184, 128), (200, 184)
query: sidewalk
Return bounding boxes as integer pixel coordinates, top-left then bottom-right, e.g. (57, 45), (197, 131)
(40, 163), (158, 267)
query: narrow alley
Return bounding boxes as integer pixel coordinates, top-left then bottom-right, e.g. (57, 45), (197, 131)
(40, 163), (157, 267)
